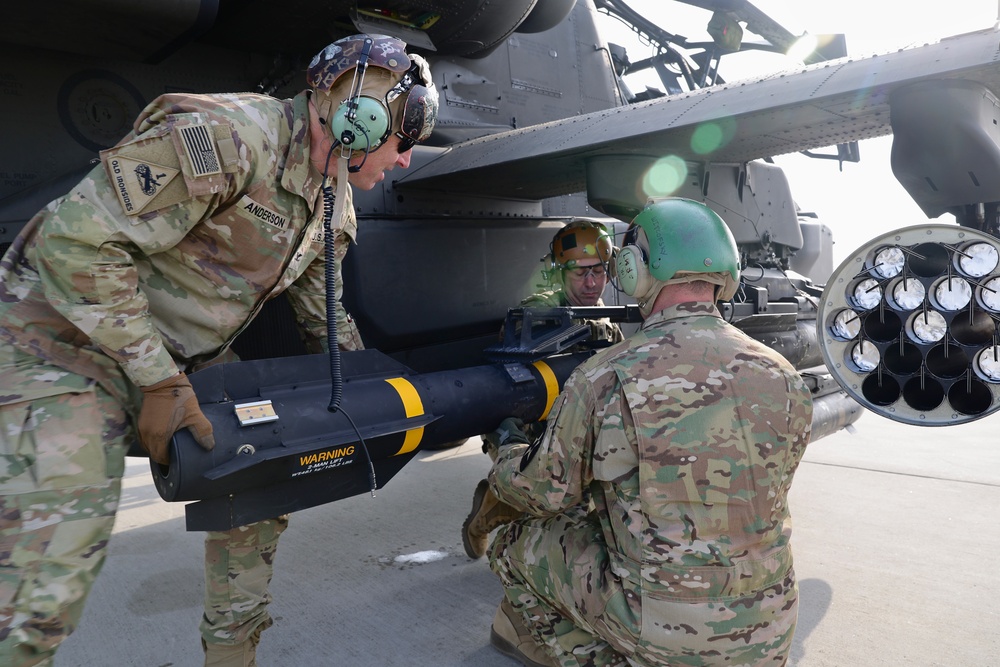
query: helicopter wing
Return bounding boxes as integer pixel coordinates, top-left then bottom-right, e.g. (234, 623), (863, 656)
(398, 26), (1000, 203)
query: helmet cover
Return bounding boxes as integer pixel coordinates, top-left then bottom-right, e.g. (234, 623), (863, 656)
(307, 34), (410, 92)
(308, 34), (437, 151)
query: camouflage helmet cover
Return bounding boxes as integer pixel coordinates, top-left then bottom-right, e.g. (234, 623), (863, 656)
(307, 34), (410, 92)
(307, 34), (438, 150)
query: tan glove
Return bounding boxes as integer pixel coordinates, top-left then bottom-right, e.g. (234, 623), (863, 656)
(138, 373), (215, 464)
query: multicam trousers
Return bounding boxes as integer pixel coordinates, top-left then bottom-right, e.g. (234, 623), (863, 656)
(490, 511), (797, 667)
(1, 351), (286, 664)
(0, 359), (129, 667)
(200, 516), (288, 646)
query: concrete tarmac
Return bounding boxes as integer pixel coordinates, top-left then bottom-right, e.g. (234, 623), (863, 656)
(56, 412), (999, 666)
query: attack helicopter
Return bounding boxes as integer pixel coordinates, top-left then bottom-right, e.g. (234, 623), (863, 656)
(3, 0), (998, 529)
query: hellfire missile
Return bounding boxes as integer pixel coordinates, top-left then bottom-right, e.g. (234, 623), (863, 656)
(156, 306), (863, 532)
(154, 349), (588, 531)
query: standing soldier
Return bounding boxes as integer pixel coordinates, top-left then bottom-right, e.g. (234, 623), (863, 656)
(0, 34), (437, 667)
(462, 219), (623, 560)
(483, 198), (813, 667)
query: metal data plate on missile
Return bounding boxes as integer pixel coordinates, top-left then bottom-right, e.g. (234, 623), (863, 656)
(234, 400), (279, 427)
(502, 363), (534, 384)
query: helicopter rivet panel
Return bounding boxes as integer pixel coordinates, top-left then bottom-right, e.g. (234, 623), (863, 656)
(819, 224), (1000, 426)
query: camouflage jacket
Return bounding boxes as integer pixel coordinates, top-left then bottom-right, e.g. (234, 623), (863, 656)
(490, 301), (813, 597)
(0, 90), (357, 410)
(519, 288), (624, 347)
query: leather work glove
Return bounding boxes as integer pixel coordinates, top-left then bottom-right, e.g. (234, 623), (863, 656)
(482, 416), (528, 460)
(138, 373), (215, 465)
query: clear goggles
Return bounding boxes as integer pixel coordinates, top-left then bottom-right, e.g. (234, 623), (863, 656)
(566, 264), (607, 280)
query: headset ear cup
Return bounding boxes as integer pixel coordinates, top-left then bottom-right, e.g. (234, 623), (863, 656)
(330, 96), (390, 151)
(617, 246), (653, 298)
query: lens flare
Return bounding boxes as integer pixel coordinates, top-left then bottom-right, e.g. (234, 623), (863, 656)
(787, 33), (819, 63)
(691, 123), (723, 155)
(642, 156), (688, 199)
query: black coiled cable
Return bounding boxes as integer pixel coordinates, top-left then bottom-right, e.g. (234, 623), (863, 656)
(322, 181), (343, 413)
(320, 147), (377, 496)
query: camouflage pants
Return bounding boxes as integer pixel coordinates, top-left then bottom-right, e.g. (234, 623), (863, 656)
(490, 511), (797, 667)
(200, 515), (288, 646)
(0, 352), (289, 663)
(188, 355), (289, 649)
(0, 361), (130, 667)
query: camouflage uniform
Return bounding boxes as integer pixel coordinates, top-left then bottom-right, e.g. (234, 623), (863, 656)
(0, 89), (360, 665)
(488, 301), (813, 666)
(461, 286), (624, 558)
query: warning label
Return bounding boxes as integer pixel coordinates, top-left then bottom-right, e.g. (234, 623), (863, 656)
(291, 445), (357, 477)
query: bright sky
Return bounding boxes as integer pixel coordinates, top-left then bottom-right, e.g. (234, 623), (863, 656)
(595, 1), (1000, 266)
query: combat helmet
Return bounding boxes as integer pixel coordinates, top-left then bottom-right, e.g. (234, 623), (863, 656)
(307, 34), (439, 154)
(617, 197), (741, 307)
(548, 219), (614, 271)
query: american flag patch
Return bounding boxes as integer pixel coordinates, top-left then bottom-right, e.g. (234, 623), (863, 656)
(179, 125), (221, 176)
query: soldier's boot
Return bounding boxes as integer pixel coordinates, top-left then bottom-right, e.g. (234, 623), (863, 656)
(203, 624), (263, 667)
(489, 598), (559, 667)
(462, 478), (522, 559)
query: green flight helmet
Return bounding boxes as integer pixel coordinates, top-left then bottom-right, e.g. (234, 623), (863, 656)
(618, 197), (741, 302)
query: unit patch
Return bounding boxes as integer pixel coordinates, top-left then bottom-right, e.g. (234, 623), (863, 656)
(238, 195), (289, 229)
(107, 156), (181, 216)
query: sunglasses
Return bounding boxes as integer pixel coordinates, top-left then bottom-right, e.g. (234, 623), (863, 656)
(395, 132), (417, 154)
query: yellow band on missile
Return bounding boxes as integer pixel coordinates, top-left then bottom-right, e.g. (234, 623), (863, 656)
(385, 377), (425, 455)
(532, 360), (558, 421)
